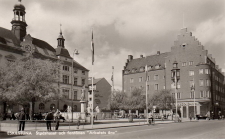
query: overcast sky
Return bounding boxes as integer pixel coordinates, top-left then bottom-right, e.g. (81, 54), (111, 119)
(0, 0), (224, 90)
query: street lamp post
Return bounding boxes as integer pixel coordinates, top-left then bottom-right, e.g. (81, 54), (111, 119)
(71, 49), (79, 122)
(191, 83), (195, 119)
(171, 61), (180, 122)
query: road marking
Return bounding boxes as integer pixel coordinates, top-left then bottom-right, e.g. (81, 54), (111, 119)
(102, 127), (164, 136)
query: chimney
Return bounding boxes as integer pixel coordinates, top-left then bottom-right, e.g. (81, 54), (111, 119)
(128, 55), (133, 61)
(140, 55), (143, 58)
(157, 51), (160, 55)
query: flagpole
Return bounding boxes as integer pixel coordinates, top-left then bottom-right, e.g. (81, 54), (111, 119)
(112, 66), (114, 95)
(91, 65), (94, 128)
(91, 29), (94, 128)
(145, 64), (148, 124)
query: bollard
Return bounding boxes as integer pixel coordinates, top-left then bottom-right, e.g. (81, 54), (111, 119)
(35, 120), (37, 131)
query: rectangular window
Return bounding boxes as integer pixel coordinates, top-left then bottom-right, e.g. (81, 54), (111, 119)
(139, 77), (143, 82)
(147, 76), (150, 81)
(82, 79), (85, 85)
(130, 78), (134, 83)
(205, 69), (210, 74)
(189, 61), (193, 66)
(130, 86), (133, 92)
(147, 85), (150, 90)
(63, 75), (69, 84)
(82, 71), (85, 75)
(177, 92), (181, 99)
(74, 90), (77, 100)
(63, 65), (70, 71)
(190, 80), (194, 87)
(74, 77), (78, 85)
(182, 62), (187, 67)
(63, 89), (70, 99)
(189, 71), (194, 76)
(199, 69), (204, 74)
(154, 75), (159, 80)
(74, 69), (78, 74)
(199, 80), (204, 86)
(206, 80), (211, 86)
(200, 91), (204, 98)
(89, 98), (92, 101)
(154, 84), (159, 90)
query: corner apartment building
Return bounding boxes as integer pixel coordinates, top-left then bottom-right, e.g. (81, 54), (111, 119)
(0, 1), (89, 114)
(88, 78), (111, 112)
(122, 28), (225, 119)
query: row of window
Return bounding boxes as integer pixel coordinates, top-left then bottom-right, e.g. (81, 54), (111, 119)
(182, 61), (194, 67)
(130, 75), (161, 83)
(62, 88), (78, 100)
(172, 91), (211, 99)
(62, 75), (85, 85)
(62, 65), (85, 75)
(124, 64), (162, 74)
(189, 69), (210, 76)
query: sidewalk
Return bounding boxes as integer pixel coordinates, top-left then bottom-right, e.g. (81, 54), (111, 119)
(0, 119), (174, 132)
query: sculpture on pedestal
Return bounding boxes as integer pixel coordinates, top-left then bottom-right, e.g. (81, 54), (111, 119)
(80, 86), (85, 101)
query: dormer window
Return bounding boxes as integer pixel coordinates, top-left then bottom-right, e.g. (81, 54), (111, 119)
(125, 70), (130, 74)
(132, 68), (136, 73)
(148, 66), (152, 71)
(155, 64), (160, 69)
(140, 67), (145, 72)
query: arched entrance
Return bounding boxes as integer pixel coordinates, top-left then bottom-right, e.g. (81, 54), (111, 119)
(63, 104), (68, 112)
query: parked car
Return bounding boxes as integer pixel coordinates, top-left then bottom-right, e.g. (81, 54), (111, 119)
(196, 115), (208, 120)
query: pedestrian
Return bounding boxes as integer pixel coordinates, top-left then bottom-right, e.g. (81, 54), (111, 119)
(45, 110), (54, 131)
(18, 108), (26, 131)
(77, 115), (81, 129)
(54, 109), (61, 130)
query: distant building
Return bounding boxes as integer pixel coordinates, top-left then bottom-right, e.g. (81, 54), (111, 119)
(0, 1), (89, 114)
(122, 28), (225, 119)
(88, 78), (111, 112)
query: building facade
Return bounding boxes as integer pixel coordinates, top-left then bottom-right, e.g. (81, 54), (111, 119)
(122, 28), (225, 119)
(88, 78), (111, 112)
(0, 1), (89, 115)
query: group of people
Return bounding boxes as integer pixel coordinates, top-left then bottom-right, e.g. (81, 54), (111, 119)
(16, 108), (67, 131)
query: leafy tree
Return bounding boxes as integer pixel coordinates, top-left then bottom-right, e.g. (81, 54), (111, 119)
(148, 89), (175, 111)
(110, 90), (127, 111)
(0, 56), (63, 119)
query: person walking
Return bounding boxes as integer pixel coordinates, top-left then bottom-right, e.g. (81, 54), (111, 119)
(45, 111), (54, 131)
(54, 109), (61, 130)
(18, 108), (26, 131)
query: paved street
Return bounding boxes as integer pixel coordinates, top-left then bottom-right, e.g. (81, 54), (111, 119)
(1, 120), (225, 139)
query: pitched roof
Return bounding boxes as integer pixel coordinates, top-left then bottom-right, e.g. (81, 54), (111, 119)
(88, 78), (103, 85)
(0, 27), (20, 46)
(125, 52), (169, 70)
(62, 60), (89, 71)
(55, 47), (71, 58)
(32, 37), (56, 52)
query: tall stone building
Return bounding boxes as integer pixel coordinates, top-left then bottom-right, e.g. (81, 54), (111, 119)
(0, 1), (89, 115)
(122, 28), (225, 119)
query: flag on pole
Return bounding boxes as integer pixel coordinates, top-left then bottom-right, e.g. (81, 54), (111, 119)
(91, 30), (94, 65)
(145, 65), (148, 81)
(111, 66), (114, 81)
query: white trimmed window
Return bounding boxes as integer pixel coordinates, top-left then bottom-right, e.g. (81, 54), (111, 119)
(177, 92), (181, 99)
(205, 69), (210, 74)
(206, 80), (211, 86)
(199, 80), (204, 86)
(190, 91), (194, 98)
(189, 71), (194, 76)
(199, 69), (204, 74)
(130, 78), (134, 83)
(182, 62), (187, 67)
(154, 84), (159, 90)
(200, 91), (204, 98)
(63, 75), (70, 84)
(139, 77), (143, 82)
(154, 75), (159, 80)
(63, 65), (70, 71)
(189, 61), (193, 66)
